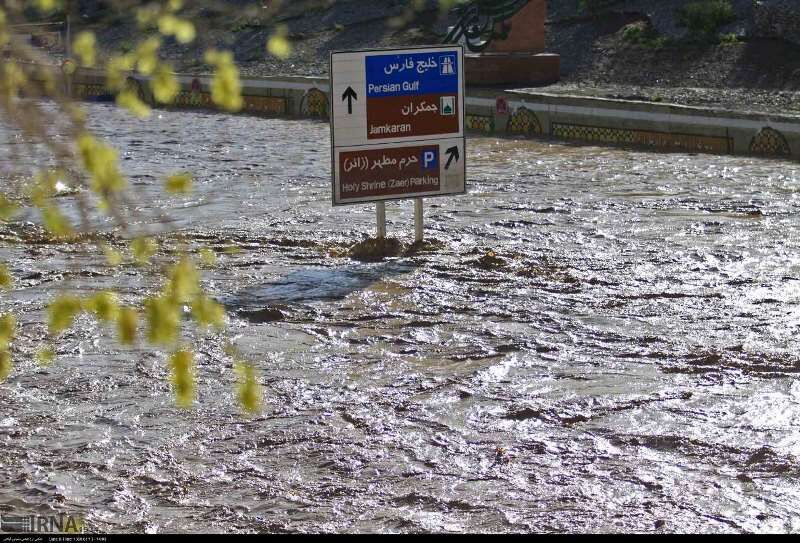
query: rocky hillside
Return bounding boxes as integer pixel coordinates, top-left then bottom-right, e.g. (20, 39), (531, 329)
(548, 0), (800, 89)
(64, 1), (800, 111)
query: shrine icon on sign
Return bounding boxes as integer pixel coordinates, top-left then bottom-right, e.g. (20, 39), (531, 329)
(440, 96), (456, 116)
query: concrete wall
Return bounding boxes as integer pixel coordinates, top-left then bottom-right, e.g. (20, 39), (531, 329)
(68, 69), (800, 160)
(466, 89), (800, 159)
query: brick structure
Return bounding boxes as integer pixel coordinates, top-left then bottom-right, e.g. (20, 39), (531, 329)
(465, 0), (560, 87)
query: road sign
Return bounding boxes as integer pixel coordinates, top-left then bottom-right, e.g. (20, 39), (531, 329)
(330, 45), (466, 206)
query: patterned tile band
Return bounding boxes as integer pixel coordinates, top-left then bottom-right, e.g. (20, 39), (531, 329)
(507, 107), (542, 135)
(466, 114), (494, 134)
(750, 127), (791, 155)
(302, 88), (328, 118)
(552, 122), (733, 154)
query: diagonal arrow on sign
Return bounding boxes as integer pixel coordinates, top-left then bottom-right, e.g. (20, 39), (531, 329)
(445, 146), (460, 170)
(342, 86), (358, 114)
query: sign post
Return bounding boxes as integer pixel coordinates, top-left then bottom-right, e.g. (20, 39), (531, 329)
(330, 45), (467, 241)
(414, 198), (424, 243)
(377, 201), (387, 239)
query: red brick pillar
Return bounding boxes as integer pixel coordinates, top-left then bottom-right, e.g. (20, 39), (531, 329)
(464, 0), (560, 86)
(488, 0), (547, 54)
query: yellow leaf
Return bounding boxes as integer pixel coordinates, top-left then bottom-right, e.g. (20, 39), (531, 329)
(0, 313), (15, 349)
(116, 88), (151, 119)
(167, 257), (199, 304)
(174, 20), (196, 44)
(1, 61), (28, 99)
(66, 103), (87, 124)
(205, 49), (243, 112)
(132, 237), (158, 266)
(136, 5), (160, 27)
(102, 244), (123, 267)
(76, 134), (127, 197)
(235, 362), (262, 414)
(267, 26), (291, 59)
(165, 172), (192, 194)
(169, 350), (195, 408)
(28, 170), (58, 205)
(106, 54), (135, 91)
(87, 292), (119, 323)
(0, 262), (12, 290)
(117, 308), (138, 346)
(0, 193), (18, 221)
(199, 248), (217, 267)
(40, 205), (73, 237)
(157, 14), (178, 35)
(36, 346), (55, 366)
(135, 37), (162, 76)
(145, 296), (180, 345)
(191, 295), (225, 329)
(73, 31), (96, 67)
(151, 63), (178, 104)
(156, 14), (195, 44)
(34, 0), (59, 12)
(0, 350), (11, 382)
(47, 295), (83, 335)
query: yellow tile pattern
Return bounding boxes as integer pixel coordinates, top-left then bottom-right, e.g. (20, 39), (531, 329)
(507, 107), (542, 135)
(466, 114), (494, 133)
(749, 127), (790, 156)
(173, 90), (210, 107)
(303, 88), (328, 117)
(241, 95), (287, 115)
(73, 83), (109, 99)
(552, 123), (732, 153)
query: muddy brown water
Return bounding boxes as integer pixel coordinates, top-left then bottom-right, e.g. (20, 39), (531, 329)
(1, 103), (800, 533)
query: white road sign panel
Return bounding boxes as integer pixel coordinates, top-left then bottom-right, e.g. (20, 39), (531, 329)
(330, 45), (466, 205)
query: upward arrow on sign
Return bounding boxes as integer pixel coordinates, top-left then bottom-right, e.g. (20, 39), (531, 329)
(342, 86), (358, 114)
(445, 146), (460, 170)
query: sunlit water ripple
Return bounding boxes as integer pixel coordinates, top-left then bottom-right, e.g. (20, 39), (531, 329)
(0, 103), (799, 533)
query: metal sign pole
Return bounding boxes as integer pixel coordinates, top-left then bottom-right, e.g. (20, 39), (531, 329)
(376, 201), (386, 239)
(414, 198), (423, 243)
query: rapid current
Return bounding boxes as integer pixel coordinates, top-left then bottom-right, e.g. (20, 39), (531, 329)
(1, 104), (799, 532)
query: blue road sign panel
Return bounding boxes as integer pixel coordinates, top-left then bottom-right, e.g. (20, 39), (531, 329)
(365, 52), (460, 98)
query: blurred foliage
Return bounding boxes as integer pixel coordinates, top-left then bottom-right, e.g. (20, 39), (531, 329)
(0, 313), (15, 349)
(169, 350), (195, 408)
(235, 361), (262, 415)
(266, 24), (291, 59)
(0, 0), (453, 411)
(679, 0), (736, 38)
(621, 21), (670, 48)
(165, 172), (193, 194)
(0, 0), (267, 411)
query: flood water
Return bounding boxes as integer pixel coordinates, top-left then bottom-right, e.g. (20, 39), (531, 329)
(1, 104), (800, 533)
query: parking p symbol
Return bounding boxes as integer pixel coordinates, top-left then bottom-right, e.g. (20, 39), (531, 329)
(422, 150), (438, 170)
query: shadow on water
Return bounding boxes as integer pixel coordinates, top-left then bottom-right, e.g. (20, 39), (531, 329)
(221, 259), (418, 311)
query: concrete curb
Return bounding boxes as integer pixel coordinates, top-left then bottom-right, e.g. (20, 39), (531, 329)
(69, 69), (800, 160)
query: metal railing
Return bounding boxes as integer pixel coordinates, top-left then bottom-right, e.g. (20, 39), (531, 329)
(443, 0), (530, 52)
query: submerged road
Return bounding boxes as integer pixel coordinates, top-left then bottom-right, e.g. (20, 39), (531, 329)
(1, 104), (799, 533)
